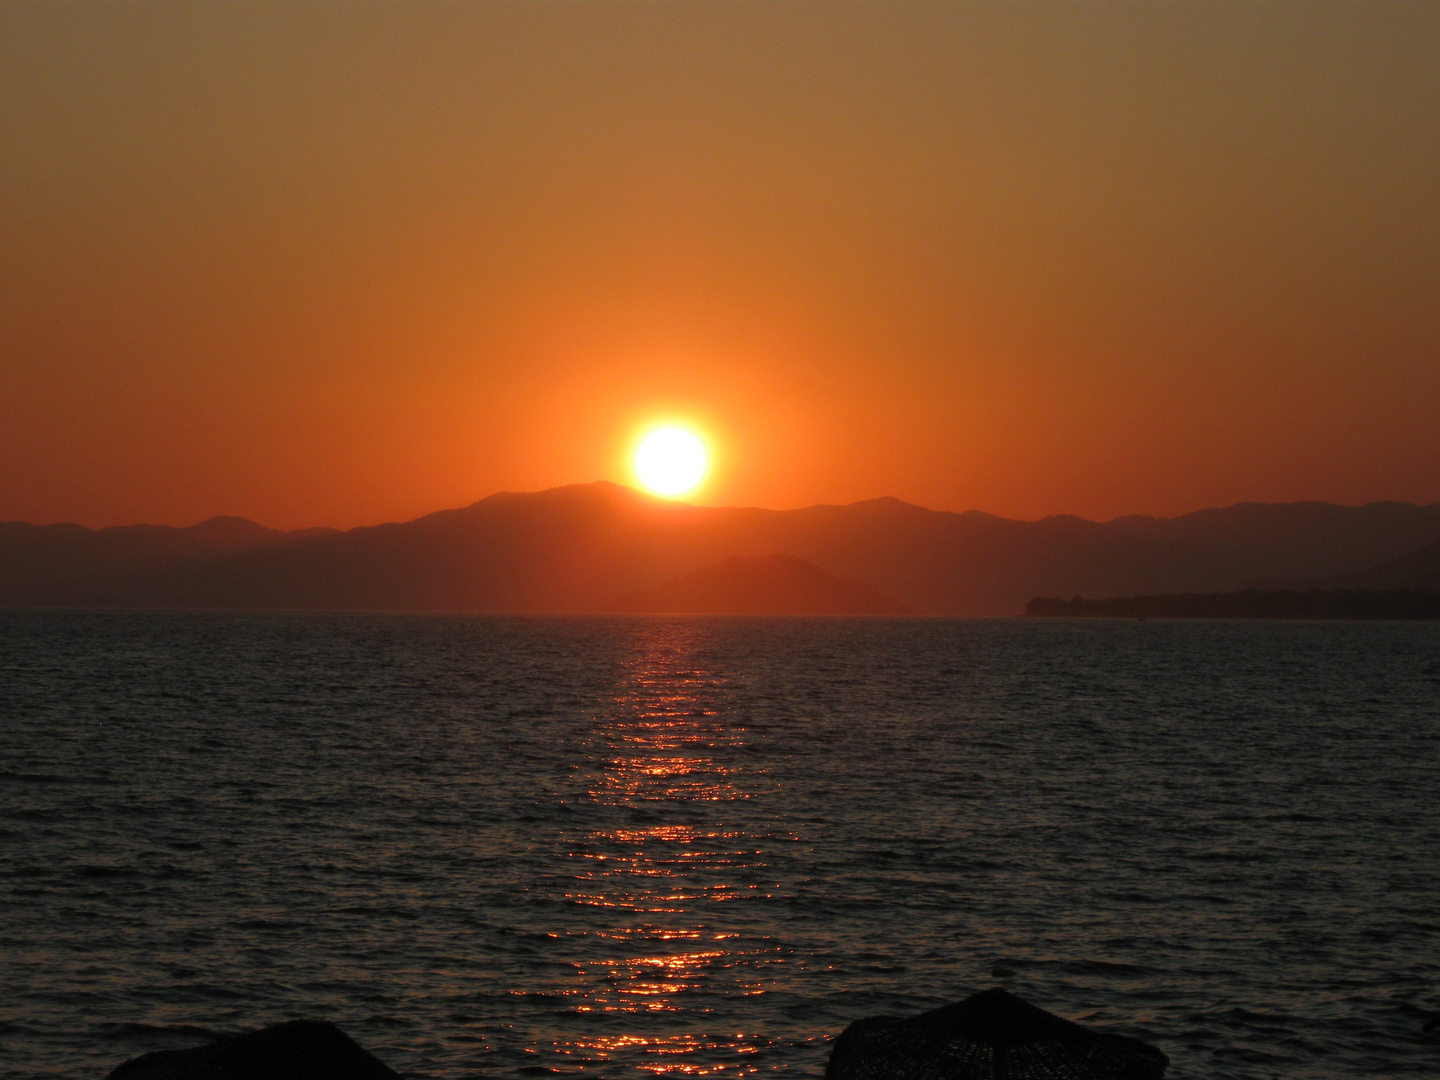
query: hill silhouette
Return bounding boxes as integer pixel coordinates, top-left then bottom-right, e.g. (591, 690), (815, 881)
(604, 554), (909, 615)
(0, 516), (334, 607)
(4, 482), (1440, 614)
(1026, 588), (1440, 620)
(1266, 535), (1440, 592)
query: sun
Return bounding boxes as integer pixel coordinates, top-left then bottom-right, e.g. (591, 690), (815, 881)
(634, 426), (708, 497)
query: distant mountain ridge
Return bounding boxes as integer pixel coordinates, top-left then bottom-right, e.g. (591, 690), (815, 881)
(1265, 535), (1440, 592)
(1026, 588), (1440, 620)
(0, 516), (336, 607)
(4, 483), (1440, 615)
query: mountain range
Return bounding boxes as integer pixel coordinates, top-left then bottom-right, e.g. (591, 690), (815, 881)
(4, 482), (1440, 615)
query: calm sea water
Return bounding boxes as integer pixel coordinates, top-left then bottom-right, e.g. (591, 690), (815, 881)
(2, 612), (1438, 1080)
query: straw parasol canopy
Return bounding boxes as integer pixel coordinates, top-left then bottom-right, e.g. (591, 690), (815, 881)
(826, 987), (1168, 1080)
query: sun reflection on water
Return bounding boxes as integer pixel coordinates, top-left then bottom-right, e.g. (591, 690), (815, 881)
(544, 621), (785, 1076)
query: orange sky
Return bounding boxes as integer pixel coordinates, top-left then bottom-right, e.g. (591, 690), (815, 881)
(3, 1), (1438, 529)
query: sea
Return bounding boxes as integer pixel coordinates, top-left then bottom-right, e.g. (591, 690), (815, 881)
(2, 611), (1438, 1080)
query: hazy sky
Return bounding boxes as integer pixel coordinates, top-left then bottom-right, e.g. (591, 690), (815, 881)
(3, 1), (1437, 529)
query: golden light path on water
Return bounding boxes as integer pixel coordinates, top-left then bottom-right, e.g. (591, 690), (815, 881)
(548, 622), (781, 1076)
(7, 615), (1439, 1079)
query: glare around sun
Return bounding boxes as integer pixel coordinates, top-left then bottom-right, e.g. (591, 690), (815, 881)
(634, 427), (708, 497)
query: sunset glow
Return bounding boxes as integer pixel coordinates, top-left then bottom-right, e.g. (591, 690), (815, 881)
(2, 5), (1437, 529)
(635, 428), (709, 498)
(5, 4), (1437, 1077)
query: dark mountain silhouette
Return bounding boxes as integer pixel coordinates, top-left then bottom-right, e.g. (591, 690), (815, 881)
(1267, 535), (1440, 592)
(0, 516), (334, 607)
(1107, 499), (1440, 574)
(604, 554), (909, 615)
(1028, 528), (1440, 619)
(4, 482), (1440, 614)
(1026, 588), (1440, 620)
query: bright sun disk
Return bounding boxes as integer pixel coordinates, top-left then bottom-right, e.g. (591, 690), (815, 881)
(634, 427), (708, 497)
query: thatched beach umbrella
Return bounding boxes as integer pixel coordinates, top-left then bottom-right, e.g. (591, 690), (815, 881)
(826, 987), (1168, 1080)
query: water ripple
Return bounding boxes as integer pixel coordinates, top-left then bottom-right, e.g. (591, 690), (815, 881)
(1, 612), (1438, 1078)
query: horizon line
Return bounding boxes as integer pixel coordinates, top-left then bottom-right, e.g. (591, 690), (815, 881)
(5, 479), (1439, 535)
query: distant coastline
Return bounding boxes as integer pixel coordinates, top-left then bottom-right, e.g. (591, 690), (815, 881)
(1024, 588), (1440, 620)
(4, 485), (1440, 616)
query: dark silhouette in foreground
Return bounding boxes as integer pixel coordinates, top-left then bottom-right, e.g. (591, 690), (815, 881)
(105, 1020), (399, 1080)
(1025, 588), (1440, 620)
(604, 553), (910, 615)
(827, 987), (1168, 1079)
